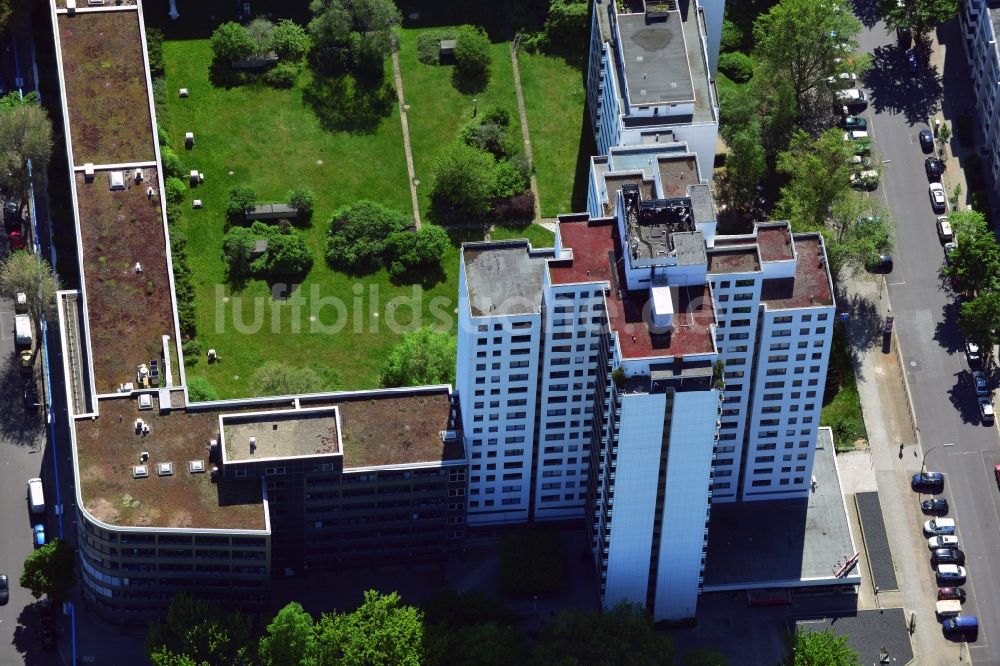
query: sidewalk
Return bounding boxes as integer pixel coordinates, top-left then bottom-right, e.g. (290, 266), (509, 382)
(842, 276), (969, 665)
(926, 20), (974, 211)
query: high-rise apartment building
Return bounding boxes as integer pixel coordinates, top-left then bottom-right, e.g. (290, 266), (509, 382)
(457, 151), (834, 619)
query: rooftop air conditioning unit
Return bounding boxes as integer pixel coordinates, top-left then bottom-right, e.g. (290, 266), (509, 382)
(188, 460), (206, 474)
(138, 393), (153, 410)
(108, 171), (125, 191)
(132, 465), (149, 478)
(157, 462), (174, 476)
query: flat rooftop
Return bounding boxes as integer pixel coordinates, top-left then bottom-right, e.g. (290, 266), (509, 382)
(463, 242), (548, 317)
(223, 410), (341, 464)
(794, 610), (913, 666)
(703, 429), (858, 589)
(57, 11), (155, 165)
(657, 154), (699, 198)
(707, 247), (761, 274)
(75, 397), (266, 530)
(756, 224), (795, 262)
(761, 235), (834, 310)
(601, 173), (655, 216)
(551, 217), (716, 359)
(76, 169), (179, 394)
(617, 12), (694, 106)
(75, 389), (462, 529)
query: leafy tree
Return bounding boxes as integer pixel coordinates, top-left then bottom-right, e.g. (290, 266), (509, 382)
(385, 224), (450, 277)
(252, 361), (338, 396)
(882, 0), (957, 35)
(753, 0), (861, 110)
(308, 0), (401, 76)
(251, 231), (313, 277)
(326, 199), (410, 271)
(147, 27), (166, 77)
(20, 538), (76, 603)
(264, 61), (300, 88)
(273, 19), (310, 61)
(211, 22), (254, 61)
(539, 0), (589, 51)
(499, 526), (565, 596)
(165, 176), (187, 205)
(259, 602), (317, 666)
(287, 186), (317, 219)
(145, 593), (253, 666)
(222, 224), (257, 279)
(187, 377), (220, 402)
(776, 127), (854, 230)
(943, 210), (1000, 295)
(425, 621), (528, 666)
(313, 590), (423, 666)
(454, 25), (492, 92)
(724, 123), (766, 208)
(959, 292), (1000, 358)
(0, 252), (60, 365)
(226, 184), (259, 221)
(0, 102), (53, 205)
(824, 193), (893, 277)
(720, 18), (744, 53)
(380, 326), (456, 387)
(789, 628), (859, 666)
(533, 603), (675, 666)
(683, 649), (729, 666)
(718, 73), (796, 159)
(431, 142), (497, 222)
(247, 18), (275, 55)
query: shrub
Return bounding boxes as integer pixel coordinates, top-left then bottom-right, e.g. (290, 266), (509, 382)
(182, 338), (202, 359)
(158, 125), (169, 147)
(247, 18), (275, 55)
(460, 120), (514, 161)
(431, 142), (497, 222)
(541, 0), (589, 48)
(385, 224), (450, 277)
(211, 22), (253, 62)
(164, 177), (186, 205)
(251, 231), (312, 277)
(494, 159), (531, 199)
(226, 184), (258, 221)
(222, 225), (257, 279)
(160, 145), (183, 178)
(286, 186), (316, 219)
(272, 19), (309, 61)
(264, 61), (299, 88)
(146, 27), (165, 77)
(416, 29), (454, 65)
(325, 200), (410, 272)
(454, 25), (492, 92)
(481, 105), (511, 128)
(718, 52), (753, 83)
(380, 326), (456, 386)
(720, 18), (743, 53)
(187, 377), (219, 402)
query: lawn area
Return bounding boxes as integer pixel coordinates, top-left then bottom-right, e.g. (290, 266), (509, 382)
(517, 51), (593, 218)
(491, 223), (554, 247)
(821, 323), (868, 450)
(395, 28), (523, 220)
(162, 39), (463, 397)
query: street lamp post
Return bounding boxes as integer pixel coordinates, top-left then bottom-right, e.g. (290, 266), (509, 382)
(921, 443), (955, 473)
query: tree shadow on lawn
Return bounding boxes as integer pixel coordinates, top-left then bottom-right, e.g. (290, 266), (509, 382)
(388, 262), (448, 290)
(303, 74), (396, 135)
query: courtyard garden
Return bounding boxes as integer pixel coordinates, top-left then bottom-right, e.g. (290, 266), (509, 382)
(154, 1), (568, 398)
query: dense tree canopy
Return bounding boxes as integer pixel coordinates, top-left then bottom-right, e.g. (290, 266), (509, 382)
(314, 590), (423, 666)
(789, 628), (859, 666)
(454, 25), (492, 92)
(145, 593), (253, 666)
(824, 193), (893, 278)
(325, 200), (410, 271)
(385, 224), (451, 278)
(308, 0), (401, 76)
(0, 251), (60, 365)
(222, 221), (312, 280)
(431, 142), (498, 221)
(882, 0), (958, 35)
(380, 326), (456, 387)
(211, 22), (254, 61)
(753, 0), (861, 111)
(272, 19), (310, 61)
(533, 603), (675, 666)
(943, 210), (1000, 296)
(776, 128), (855, 230)
(0, 101), (53, 204)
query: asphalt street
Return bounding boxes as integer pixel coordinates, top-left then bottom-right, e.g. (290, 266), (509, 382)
(854, 16), (1000, 665)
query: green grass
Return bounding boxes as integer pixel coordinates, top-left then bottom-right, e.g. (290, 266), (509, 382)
(517, 51), (593, 218)
(162, 39), (467, 397)
(821, 324), (868, 450)
(396, 28), (523, 220)
(491, 223), (554, 247)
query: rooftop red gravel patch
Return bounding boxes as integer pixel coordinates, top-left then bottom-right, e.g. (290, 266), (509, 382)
(761, 236), (834, 309)
(707, 247), (761, 274)
(657, 155), (699, 198)
(76, 170), (178, 393)
(756, 224), (795, 262)
(57, 11), (155, 165)
(552, 218), (716, 359)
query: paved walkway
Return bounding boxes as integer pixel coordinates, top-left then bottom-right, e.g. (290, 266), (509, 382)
(509, 42), (542, 223)
(390, 49), (421, 228)
(927, 20), (973, 212)
(843, 275), (971, 664)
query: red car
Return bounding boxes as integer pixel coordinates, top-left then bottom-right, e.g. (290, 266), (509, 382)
(938, 587), (967, 603)
(8, 229), (24, 251)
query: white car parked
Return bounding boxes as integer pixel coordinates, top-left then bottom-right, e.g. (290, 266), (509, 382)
(925, 518), (956, 535)
(929, 535), (959, 549)
(929, 183), (947, 211)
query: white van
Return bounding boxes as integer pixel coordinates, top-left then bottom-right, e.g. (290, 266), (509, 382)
(27, 477), (45, 514)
